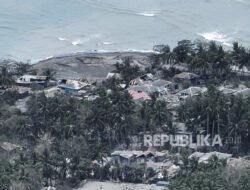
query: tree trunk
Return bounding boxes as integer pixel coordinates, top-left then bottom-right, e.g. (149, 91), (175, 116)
(207, 114), (209, 134)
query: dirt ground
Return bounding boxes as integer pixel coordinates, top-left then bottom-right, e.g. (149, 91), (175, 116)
(76, 181), (166, 190)
(32, 52), (152, 80)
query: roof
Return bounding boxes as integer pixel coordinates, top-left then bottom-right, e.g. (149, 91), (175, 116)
(178, 87), (206, 97)
(20, 75), (48, 80)
(174, 72), (199, 80)
(156, 181), (169, 186)
(44, 87), (60, 97)
(111, 151), (136, 159)
(16, 75), (49, 84)
(128, 90), (151, 101)
(189, 152), (232, 163)
(231, 65), (250, 73)
(1, 142), (21, 152)
(167, 165), (180, 177)
(151, 79), (173, 87)
(218, 87), (236, 95)
(106, 72), (121, 79)
(146, 160), (172, 170)
(58, 79), (88, 91)
(128, 85), (167, 94)
(234, 88), (250, 97)
(111, 150), (168, 160)
(173, 122), (186, 132)
(130, 73), (154, 85)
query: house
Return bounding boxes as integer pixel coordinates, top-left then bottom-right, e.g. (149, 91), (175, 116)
(128, 90), (151, 101)
(156, 181), (169, 187)
(227, 157), (250, 170)
(151, 79), (178, 91)
(218, 86), (236, 95)
(234, 88), (250, 98)
(58, 79), (88, 92)
(106, 72), (122, 80)
(110, 149), (169, 166)
(174, 72), (200, 84)
(128, 85), (168, 95)
(167, 164), (180, 179)
(130, 73), (154, 85)
(0, 142), (22, 152)
(84, 93), (99, 101)
(189, 151), (232, 163)
(111, 151), (136, 165)
(40, 186), (56, 190)
(231, 65), (250, 77)
(177, 87), (207, 100)
(44, 86), (61, 98)
(174, 72), (199, 80)
(16, 75), (49, 87)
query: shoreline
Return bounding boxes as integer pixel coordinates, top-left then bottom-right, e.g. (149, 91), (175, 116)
(32, 51), (154, 80)
(0, 50), (156, 65)
(39, 50), (155, 63)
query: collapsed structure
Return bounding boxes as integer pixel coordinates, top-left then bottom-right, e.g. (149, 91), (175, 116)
(16, 75), (49, 87)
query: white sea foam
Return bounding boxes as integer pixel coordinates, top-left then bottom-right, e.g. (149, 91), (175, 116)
(136, 12), (155, 17)
(57, 37), (68, 41)
(126, 48), (155, 53)
(235, 0), (250, 4)
(72, 40), (82, 46)
(198, 31), (232, 46)
(103, 42), (113, 45)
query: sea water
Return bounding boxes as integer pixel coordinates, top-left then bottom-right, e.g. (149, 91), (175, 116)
(0, 0), (250, 62)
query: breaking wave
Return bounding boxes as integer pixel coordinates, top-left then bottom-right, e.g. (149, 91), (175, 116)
(71, 39), (83, 46)
(57, 37), (68, 41)
(198, 31), (232, 46)
(136, 12), (155, 17)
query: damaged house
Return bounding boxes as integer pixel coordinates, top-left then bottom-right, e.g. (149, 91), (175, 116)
(151, 79), (178, 91)
(110, 150), (169, 165)
(177, 86), (207, 100)
(129, 73), (154, 85)
(16, 75), (49, 88)
(174, 72), (200, 85)
(128, 90), (151, 101)
(58, 79), (88, 92)
(128, 84), (168, 95)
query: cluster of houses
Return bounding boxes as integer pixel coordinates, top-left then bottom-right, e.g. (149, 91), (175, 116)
(100, 148), (234, 185)
(11, 70), (250, 107)
(13, 74), (99, 100)
(112, 71), (250, 107)
(103, 149), (181, 182)
(3, 69), (250, 189)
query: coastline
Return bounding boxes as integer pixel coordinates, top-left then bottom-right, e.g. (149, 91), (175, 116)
(32, 51), (154, 80)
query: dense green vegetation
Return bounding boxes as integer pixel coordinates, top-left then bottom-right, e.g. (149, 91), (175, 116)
(169, 153), (250, 190)
(0, 77), (171, 189)
(1, 40), (250, 189)
(178, 86), (250, 153)
(151, 40), (250, 83)
(115, 57), (145, 84)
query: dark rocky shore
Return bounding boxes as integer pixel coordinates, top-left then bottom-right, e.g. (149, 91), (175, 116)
(32, 52), (153, 80)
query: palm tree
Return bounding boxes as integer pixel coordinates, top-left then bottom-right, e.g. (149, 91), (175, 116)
(42, 68), (56, 80)
(15, 117), (33, 139)
(0, 65), (14, 88)
(152, 100), (172, 127)
(63, 124), (76, 140)
(37, 148), (53, 186)
(160, 45), (177, 67)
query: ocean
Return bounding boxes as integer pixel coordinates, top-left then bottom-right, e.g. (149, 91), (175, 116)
(0, 0), (250, 63)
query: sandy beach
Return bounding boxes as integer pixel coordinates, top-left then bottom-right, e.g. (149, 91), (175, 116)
(32, 52), (153, 80)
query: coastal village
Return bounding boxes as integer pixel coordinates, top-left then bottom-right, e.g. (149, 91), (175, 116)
(1, 42), (250, 190)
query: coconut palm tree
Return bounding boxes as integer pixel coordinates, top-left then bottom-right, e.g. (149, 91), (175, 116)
(160, 45), (177, 67)
(0, 65), (14, 88)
